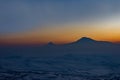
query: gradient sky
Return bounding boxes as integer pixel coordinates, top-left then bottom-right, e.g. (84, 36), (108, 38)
(0, 0), (120, 45)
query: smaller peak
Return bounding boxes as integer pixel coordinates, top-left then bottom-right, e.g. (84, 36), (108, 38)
(47, 42), (55, 46)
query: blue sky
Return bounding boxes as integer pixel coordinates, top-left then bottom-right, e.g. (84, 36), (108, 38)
(0, 0), (120, 34)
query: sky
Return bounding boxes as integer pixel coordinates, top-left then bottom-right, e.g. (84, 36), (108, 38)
(0, 0), (120, 45)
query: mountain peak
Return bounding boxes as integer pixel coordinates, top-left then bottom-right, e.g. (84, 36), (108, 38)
(76, 37), (96, 43)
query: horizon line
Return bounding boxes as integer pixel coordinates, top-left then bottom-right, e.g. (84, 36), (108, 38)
(0, 37), (119, 46)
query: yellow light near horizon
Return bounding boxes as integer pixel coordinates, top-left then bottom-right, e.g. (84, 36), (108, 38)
(0, 19), (120, 45)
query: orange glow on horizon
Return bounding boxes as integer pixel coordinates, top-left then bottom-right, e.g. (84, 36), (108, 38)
(0, 23), (120, 45)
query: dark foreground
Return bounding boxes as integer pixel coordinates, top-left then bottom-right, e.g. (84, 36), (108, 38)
(1, 37), (120, 80)
(1, 70), (120, 80)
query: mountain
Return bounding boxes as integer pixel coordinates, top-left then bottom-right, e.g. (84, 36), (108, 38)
(65, 37), (113, 46)
(75, 37), (96, 43)
(43, 37), (120, 51)
(49, 37), (120, 54)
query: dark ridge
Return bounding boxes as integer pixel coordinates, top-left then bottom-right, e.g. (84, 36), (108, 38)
(47, 42), (55, 46)
(75, 37), (96, 43)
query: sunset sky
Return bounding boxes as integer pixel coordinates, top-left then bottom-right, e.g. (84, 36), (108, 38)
(0, 0), (120, 45)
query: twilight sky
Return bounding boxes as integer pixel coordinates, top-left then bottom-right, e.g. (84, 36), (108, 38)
(0, 0), (120, 45)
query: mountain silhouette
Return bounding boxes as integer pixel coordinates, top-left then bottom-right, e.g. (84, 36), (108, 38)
(47, 42), (55, 46)
(75, 37), (96, 43)
(65, 37), (112, 46)
(44, 37), (118, 50)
